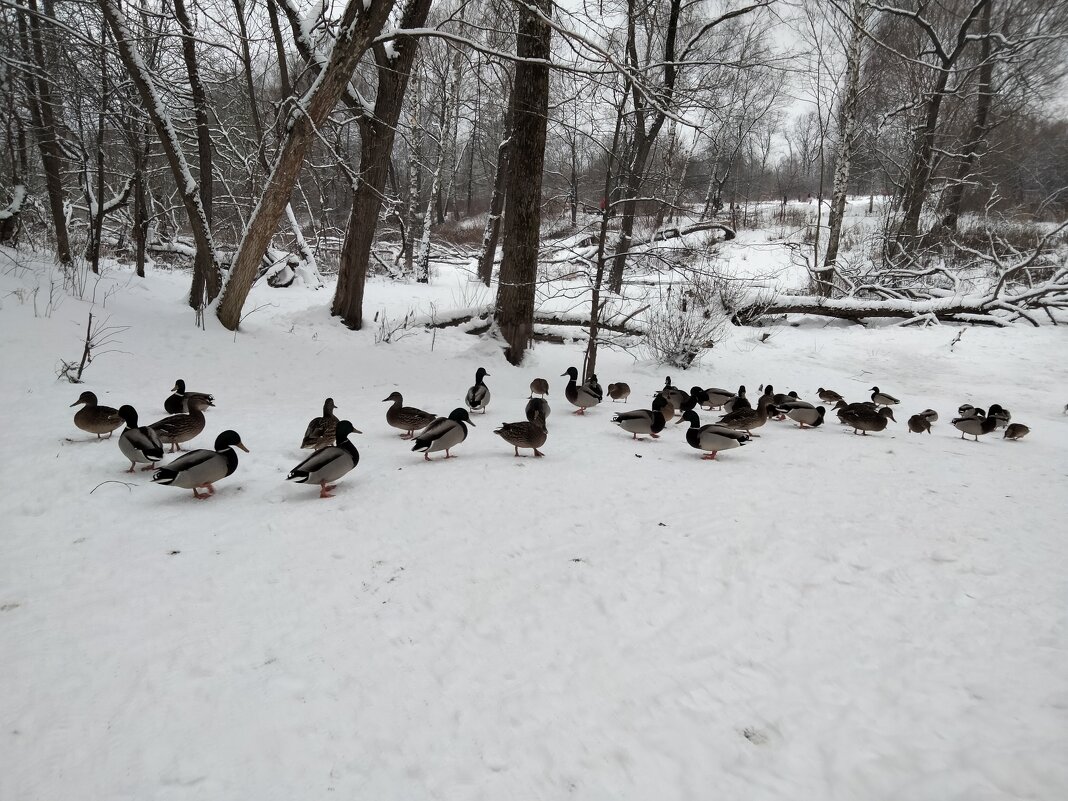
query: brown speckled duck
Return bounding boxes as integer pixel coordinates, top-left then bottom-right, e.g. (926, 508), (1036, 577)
(839, 405), (895, 435)
(70, 391), (122, 439)
(383, 392), (437, 439)
(150, 396), (212, 452)
(1003, 423), (1030, 441)
(495, 409), (547, 457)
(301, 398), (340, 450)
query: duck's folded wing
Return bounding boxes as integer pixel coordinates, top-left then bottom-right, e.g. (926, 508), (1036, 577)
(292, 446), (342, 474)
(416, 416), (450, 440)
(160, 448), (215, 472)
(129, 425), (165, 455)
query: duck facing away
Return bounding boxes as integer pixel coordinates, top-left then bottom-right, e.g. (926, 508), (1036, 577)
(870, 387), (900, 407)
(562, 367), (601, 414)
(659, 377), (689, 412)
(607, 382), (631, 403)
(287, 420), (360, 498)
(70, 391), (122, 439)
(951, 413), (997, 442)
(495, 409), (547, 457)
(412, 408), (474, 460)
(907, 414), (932, 434)
(529, 378), (549, 398)
(840, 405), (896, 435)
(525, 396), (551, 423)
(677, 410), (751, 460)
(987, 404), (1011, 428)
(149, 396), (212, 452)
(117, 405), (165, 472)
(1004, 423), (1030, 441)
(152, 429), (247, 499)
(301, 397), (339, 449)
(723, 385), (750, 413)
(612, 396), (669, 440)
(383, 392), (437, 439)
(465, 367), (491, 414)
(164, 379), (215, 414)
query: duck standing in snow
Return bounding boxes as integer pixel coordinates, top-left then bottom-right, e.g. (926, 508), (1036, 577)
(951, 412), (997, 442)
(149, 396), (212, 452)
(701, 386), (734, 410)
(164, 379), (215, 414)
(300, 397), (340, 449)
(607, 382), (631, 402)
(117, 405), (165, 472)
(723, 385), (750, 413)
(817, 387), (844, 404)
(870, 387), (900, 407)
(659, 377), (689, 411)
(676, 410), (751, 460)
(525, 396), (550, 423)
(717, 393), (775, 436)
(987, 404), (1011, 428)
(152, 430), (248, 499)
(612, 395), (669, 440)
(907, 413), (932, 434)
(786, 405), (825, 429)
(383, 392), (437, 439)
(562, 367), (601, 414)
(287, 420), (360, 498)
(465, 367), (491, 414)
(70, 391), (122, 439)
(412, 408), (474, 460)
(839, 405), (895, 435)
(495, 408), (547, 457)
(1004, 423), (1030, 441)
(584, 374), (604, 401)
(529, 378), (549, 398)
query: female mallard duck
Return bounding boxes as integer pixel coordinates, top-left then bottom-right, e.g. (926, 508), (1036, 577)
(786, 405), (825, 429)
(164, 379), (215, 414)
(607, 382), (631, 402)
(870, 386), (900, 407)
(301, 397), (339, 449)
(70, 391), (122, 439)
(612, 396), (669, 440)
(525, 396), (551, 423)
(529, 378), (549, 398)
(149, 396), (212, 452)
(562, 367), (601, 414)
(701, 387), (734, 410)
(839, 405), (895, 435)
(717, 393), (775, 436)
(287, 420), (360, 498)
(1004, 423), (1030, 441)
(834, 400), (876, 424)
(818, 387), (844, 403)
(117, 405), (165, 472)
(723, 385), (750, 413)
(383, 392), (437, 439)
(951, 413), (997, 442)
(676, 410), (751, 460)
(919, 408), (939, 424)
(907, 414), (932, 434)
(152, 429), (248, 499)
(465, 367), (491, 414)
(495, 408), (547, 457)
(412, 408), (474, 460)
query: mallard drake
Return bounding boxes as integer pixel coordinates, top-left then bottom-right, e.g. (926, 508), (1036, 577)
(412, 408), (474, 460)
(765, 385), (800, 406)
(870, 387), (899, 407)
(70, 391), (122, 439)
(164, 379), (214, 414)
(562, 367), (601, 414)
(584, 374), (604, 401)
(117, 405), (165, 472)
(680, 387), (709, 414)
(676, 410), (750, 460)
(659, 377), (689, 411)
(987, 404), (1011, 428)
(701, 387), (734, 410)
(607, 382), (631, 402)
(529, 378), (549, 398)
(839, 405), (895, 435)
(149, 396), (212, 452)
(612, 396), (669, 440)
(495, 408), (547, 457)
(907, 414), (932, 434)
(951, 413), (997, 442)
(465, 367), (491, 414)
(723, 385), (750, 413)
(817, 387), (844, 403)
(525, 396), (551, 422)
(152, 429), (247, 499)
(301, 397), (340, 449)
(383, 392), (437, 439)
(1004, 423), (1030, 441)
(717, 393), (775, 435)
(287, 420), (360, 498)
(786, 405), (825, 429)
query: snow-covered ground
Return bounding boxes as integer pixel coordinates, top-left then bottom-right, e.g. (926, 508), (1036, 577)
(1, 244), (1066, 800)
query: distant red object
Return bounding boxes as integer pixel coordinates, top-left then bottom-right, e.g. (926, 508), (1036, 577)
(599, 197), (606, 211)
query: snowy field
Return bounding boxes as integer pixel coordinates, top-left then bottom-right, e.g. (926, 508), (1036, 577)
(1, 245), (1067, 800)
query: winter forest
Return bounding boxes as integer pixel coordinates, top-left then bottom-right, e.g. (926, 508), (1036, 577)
(2, 0), (1068, 798)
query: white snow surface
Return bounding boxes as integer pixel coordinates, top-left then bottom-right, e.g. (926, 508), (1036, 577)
(1, 247), (1066, 800)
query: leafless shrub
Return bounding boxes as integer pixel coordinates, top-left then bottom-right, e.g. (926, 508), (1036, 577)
(642, 282), (732, 369)
(373, 308), (418, 344)
(56, 313), (130, 383)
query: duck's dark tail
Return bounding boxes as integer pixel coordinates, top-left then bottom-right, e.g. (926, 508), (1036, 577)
(152, 468), (177, 484)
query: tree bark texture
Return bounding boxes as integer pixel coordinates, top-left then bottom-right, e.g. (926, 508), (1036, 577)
(331, 0), (434, 328)
(476, 93), (514, 286)
(217, 0), (395, 330)
(493, 0), (552, 365)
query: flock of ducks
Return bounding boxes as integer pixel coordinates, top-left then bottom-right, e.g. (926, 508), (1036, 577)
(68, 370), (1036, 501)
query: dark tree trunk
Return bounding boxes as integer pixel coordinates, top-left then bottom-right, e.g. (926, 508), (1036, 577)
(172, 0), (213, 226)
(476, 94), (514, 286)
(331, 0), (433, 329)
(493, 0), (552, 365)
